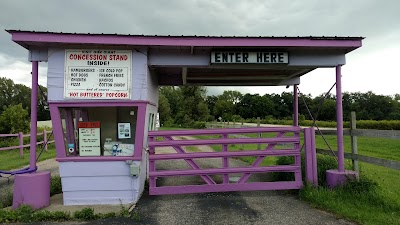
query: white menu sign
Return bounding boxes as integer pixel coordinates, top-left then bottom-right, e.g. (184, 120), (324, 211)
(64, 49), (132, 99)
(78, 122), (101, 156)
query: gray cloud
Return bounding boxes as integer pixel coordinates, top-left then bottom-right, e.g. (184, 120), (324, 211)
(0, 0), (399, 95)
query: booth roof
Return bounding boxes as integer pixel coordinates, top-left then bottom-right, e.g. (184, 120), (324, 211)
(7, 30), (363, 52)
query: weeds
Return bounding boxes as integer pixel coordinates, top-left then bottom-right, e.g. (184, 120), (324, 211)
(0, 205), (140, 223)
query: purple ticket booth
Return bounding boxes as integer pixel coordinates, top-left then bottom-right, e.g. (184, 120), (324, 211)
(7, 30), (362, 207)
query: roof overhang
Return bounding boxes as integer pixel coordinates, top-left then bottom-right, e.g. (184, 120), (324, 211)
(7, 30), (364, 86)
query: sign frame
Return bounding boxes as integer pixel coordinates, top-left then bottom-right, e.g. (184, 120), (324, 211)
(64, 49), (132, 99)
(210, 51), (289, 64)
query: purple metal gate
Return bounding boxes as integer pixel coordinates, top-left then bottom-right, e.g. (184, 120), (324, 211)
(148, 127), (303, 195)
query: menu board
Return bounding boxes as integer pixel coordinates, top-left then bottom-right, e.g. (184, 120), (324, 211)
(78, 122), (101, 156)
(64, 50), (132, 99)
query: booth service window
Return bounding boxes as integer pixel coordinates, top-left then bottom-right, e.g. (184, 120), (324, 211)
(59, 106), (144, 157)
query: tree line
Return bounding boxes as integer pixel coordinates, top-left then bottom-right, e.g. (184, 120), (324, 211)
(159, 86), (400, 126)
(0, 77), (50, 133)
(1, 76), (400, 132)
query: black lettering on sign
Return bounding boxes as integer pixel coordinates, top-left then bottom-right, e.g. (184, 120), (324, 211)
(243, 53), (249, 62)
(257, 52), (262, 63)
(229, 52), (235, 62)
(264, 53), (270, 63)
(278, 53), (284, 63)
(235, 52), (241, 62)
(271, 53), (277, 63)
(214, 52), (221, 63)
(222, 52), (228, 62)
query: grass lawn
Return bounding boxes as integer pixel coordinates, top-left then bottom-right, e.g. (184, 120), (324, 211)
(160, 127), (400, 225)
(0, 144), (56, 171)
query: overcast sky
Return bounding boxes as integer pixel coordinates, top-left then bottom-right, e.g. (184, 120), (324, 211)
(0, 0), (399, 97)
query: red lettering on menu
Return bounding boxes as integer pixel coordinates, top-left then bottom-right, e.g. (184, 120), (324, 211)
(78, 121), (100, 128)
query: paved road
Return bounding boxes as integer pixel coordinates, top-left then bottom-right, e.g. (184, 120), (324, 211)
(60, 140), (352, 225)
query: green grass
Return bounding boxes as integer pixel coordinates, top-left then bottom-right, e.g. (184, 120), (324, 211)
(0, 145), (56, 170)
(235, 132), (400, 161)
(300, 164), (400, 225)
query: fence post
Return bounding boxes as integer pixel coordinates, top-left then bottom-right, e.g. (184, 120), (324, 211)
(350, 111), (359, 172)
(19, 132), (24, 157)
(304, 127), (318, 186)
(43, 129), (48, 152)
(257, 117), (261, 150)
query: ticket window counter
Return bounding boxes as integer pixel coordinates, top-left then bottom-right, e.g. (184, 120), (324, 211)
(59, 106), (138, 157)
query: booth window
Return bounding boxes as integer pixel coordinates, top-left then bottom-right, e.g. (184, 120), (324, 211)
(59, 106), (138, 157)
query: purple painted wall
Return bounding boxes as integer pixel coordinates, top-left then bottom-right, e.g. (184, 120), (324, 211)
(59, 160), (147, 205)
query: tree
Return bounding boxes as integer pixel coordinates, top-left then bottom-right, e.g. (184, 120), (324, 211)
(0, 104), (30, 134)
(0, 77), (16, 114)
(174, 86), (210, 125)
(158, 93), (171, 124)
(0, 77), (50, 121)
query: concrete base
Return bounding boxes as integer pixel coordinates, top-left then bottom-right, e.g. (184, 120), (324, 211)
(326, 170), (359, 188)
(42, 194), (135, 214)
(13, 171), (51, 209)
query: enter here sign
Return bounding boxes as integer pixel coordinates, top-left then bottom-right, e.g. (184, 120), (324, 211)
(211, 52), (288, 64)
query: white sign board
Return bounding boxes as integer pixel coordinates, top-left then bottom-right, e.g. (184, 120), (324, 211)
(118, 122), (131, 139)
(78, 122), (101, 156)
(64, 49), (132, 99)
(211, 52), (288, 64)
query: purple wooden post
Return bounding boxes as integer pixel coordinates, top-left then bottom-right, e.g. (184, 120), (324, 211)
(29, 61), (39, 170)
(19, 132), (24, 157)
(149, 136), (156, 188)
(222, 134), (229, 183)
(336, 65), (345, 172)
(65, 109), (75, 151)
(294, 131), (302, 183)
(293, 85), (298, 126)
(134, 104), (147, 159)
(43, 129), (48, 152)
(304, 127), (317, 186)
(49, 105), (66, 159)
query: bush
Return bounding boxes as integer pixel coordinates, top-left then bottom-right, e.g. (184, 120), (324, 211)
(73, 208), (96, 221)
(192, 121), (206, 129)
(274, 153), (350, 186)
(0, 104), (30, 134)
(50, 175), (62, 196)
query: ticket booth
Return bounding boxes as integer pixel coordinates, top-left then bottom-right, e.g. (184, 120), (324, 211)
(8, 30), (363, 206)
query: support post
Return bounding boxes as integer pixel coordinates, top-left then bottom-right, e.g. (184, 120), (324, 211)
(64, 109), (76, 155)
(29, 61), (39, 170)
(304, 127), (317, 186)
(257, 117), (261, 150)
(294, 84), (299, 126)
(19, 132), (24, 157)
(335, 65), (345, 172)
(222, 134), (229, 183)
(350, 111), (359, 172)
(326, 66), (359, 188)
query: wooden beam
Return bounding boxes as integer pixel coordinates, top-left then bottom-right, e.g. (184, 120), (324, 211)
(316, 149), (400, 170)
(182, 67), (187, 85)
